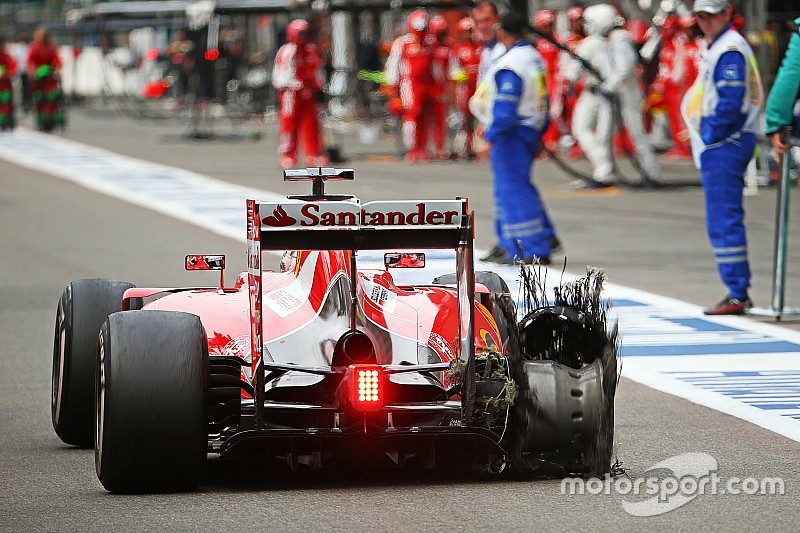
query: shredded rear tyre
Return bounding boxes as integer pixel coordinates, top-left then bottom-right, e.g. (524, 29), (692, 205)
(510, 266), (619, 477)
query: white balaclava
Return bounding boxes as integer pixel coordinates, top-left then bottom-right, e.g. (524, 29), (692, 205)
(583, 4), (619, 36)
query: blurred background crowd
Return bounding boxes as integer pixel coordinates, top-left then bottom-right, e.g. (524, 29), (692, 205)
(0, 0), (797, 167)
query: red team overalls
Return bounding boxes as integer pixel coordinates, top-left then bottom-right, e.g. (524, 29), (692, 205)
(451, 17), (482, 158)
(0, 49), (17, 130)
(272, 19), (329, 169)
(385, 10), (435, 162)
(27, 39), (63, 132)
(533, 10), (560, 153)
(428, 16), (452, 159)
(664, 16), (699, 158)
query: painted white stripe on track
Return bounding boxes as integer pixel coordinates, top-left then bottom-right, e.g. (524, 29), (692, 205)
(0, 129), (283, 243)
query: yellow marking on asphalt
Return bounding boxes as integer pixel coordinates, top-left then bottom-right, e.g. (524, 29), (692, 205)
(364, 154), (398, 163)
(545, 186), (623, 200)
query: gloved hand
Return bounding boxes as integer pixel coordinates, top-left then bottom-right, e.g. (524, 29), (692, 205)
(450, 69), (468, 83)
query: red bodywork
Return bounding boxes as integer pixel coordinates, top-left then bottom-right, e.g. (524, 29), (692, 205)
(122, 192), (501, 406)
(123, 250), (501, 395)
(112, 173), (520, 468)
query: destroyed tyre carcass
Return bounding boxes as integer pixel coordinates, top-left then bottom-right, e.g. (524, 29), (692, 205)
(509, 267), (619, 478)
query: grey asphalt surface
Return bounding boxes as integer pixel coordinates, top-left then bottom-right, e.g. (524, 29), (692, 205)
(1, 107), (799, 530)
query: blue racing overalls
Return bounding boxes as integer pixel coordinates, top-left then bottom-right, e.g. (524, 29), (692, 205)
(681, 25), (763, 299)
(474, 41), (554, 260)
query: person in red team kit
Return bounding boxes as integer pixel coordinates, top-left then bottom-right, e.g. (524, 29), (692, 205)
(450, 17), (482, 159)
(428, 15), (452, 159)
(27, 27), (61, 80)
(385, 9), (435, 162)
(272, 19), (329, 169)
(533, 9), (561, 154)
(27, 27), (63, 132)
(663, 15), (700, 158)
(561, 6), (586, 158)
(563, 6), (586, 51)
(0, 38), (18, 130)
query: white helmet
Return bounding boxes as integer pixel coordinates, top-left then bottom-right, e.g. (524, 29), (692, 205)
(583, 4), (619, 36)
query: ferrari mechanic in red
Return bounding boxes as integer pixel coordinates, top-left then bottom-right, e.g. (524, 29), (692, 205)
(384, 9), (435, 163)
(450, 17), (482, 160)
(533, 9), (561, 155)
(563, 6), (587, 54)
(27, 27), (63, 132)
(26, 27), (61, 80)
(663, 15), (700, 159)
(561, 6), (586, 158)
(428, 15), (453, 160)
(0, 39), (18, 75)
(0, 38), (17, 130)
(271, 19), (329, 169)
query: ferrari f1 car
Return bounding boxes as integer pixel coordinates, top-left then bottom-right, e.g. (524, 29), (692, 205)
(51, 168), (618, 493)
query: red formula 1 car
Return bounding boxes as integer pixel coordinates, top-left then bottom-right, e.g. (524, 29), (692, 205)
(51, 168), (618, 493)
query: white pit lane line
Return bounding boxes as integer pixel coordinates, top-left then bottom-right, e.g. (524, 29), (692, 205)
(0, 129), (284, 242)
(4, 128), (800, 443)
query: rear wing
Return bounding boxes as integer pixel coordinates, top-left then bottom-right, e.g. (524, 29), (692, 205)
(246, 169), (479, 424)
(254, 198), (469, 250)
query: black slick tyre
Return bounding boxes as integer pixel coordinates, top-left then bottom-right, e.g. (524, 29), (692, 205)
(95, 310), (209, 493)
(51, 279), (137, 447)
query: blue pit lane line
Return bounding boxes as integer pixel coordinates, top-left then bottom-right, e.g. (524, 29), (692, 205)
(3, 128), (800, 443)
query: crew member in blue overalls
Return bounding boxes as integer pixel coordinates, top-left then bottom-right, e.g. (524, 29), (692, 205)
(681, 0), (763, 315)
(470, 10), (557, 264)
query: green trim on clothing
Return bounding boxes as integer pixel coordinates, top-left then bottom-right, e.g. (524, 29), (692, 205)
(765, 17), (800, 134)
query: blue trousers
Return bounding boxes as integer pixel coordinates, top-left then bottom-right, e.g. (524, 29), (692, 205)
(699, 134), (756, 300)
(489, 126), (555, 259)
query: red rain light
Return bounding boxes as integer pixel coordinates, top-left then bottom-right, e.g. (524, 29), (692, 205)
(352, 366), (383, 412)
(204, 49), (220, 61)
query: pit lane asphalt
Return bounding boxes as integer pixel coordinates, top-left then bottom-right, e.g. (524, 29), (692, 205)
(0, 110), (798, 530)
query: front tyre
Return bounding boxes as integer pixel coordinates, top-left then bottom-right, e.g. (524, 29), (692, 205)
(96, 310), (209, 493)
(51, 279), (136, 447)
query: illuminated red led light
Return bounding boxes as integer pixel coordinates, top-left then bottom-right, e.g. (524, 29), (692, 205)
(352, 366), (383, 411)
(204, 49), (220, 61)
(146, 48), (159, 61)
(358, 370), (379, 401)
